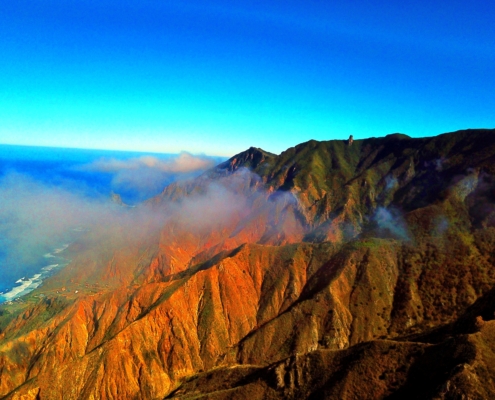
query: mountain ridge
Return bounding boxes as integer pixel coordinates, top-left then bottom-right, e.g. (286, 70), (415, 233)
(2, 129), (495, 399)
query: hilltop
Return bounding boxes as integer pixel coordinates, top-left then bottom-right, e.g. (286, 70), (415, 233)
(2, 129), (495, 399)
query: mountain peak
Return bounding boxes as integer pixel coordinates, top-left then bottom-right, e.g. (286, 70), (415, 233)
(217, 146), (276, 172)
(384, 133), (411, 140)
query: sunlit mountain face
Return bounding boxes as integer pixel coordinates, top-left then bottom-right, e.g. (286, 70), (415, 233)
(0, 144), (224, 302)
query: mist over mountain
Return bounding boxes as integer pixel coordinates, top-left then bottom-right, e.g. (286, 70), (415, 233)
(0, 146), (223, 299)
(2, 129), (495, 399)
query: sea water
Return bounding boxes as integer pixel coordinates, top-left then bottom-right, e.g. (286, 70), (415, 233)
(0, 243), (70, 303)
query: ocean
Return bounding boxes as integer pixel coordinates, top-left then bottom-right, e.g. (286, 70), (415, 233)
(0, 145), (224, 302)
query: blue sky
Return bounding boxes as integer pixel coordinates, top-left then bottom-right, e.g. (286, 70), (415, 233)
(0, 0), (494, 156)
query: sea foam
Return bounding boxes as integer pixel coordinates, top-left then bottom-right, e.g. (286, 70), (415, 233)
(1, 274), (43, 301)
(1, 244), (70, 303)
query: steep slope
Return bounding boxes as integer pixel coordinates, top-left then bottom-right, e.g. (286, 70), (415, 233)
(166, 329), (495, 400)
(1, 129), (495, 399)
(169, 281), (495, 399)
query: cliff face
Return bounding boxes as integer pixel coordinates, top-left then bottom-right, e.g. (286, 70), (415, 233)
(2, 129), (495, 399)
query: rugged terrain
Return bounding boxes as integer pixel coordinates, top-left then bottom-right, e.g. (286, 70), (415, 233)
(2, 129), (495, 399)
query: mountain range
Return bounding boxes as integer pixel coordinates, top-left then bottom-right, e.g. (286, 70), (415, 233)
(2, 129), (495, 399)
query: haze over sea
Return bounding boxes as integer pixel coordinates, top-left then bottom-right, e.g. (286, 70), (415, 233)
(0, 144), (224, 302)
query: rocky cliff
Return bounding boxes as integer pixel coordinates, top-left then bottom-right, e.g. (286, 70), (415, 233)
(1, 129), (495, 399)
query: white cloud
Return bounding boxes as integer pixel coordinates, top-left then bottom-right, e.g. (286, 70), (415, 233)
(83, 152), (215, 174)
(79, 152), (218, 197)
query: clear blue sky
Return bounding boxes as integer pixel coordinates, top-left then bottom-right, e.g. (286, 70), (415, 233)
(0, 0), (494, 156)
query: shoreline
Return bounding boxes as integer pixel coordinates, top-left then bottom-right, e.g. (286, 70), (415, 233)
(0, 244), (71, 304)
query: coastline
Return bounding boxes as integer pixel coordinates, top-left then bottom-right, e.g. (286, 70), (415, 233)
(0, 244), (71, 304)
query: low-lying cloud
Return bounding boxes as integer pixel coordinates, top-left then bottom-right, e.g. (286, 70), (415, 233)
(373, 206), (411, 241)
(0, 165), (303, 299)
(0, 172), (114, 264)
(84, 152), (215, 174)
(80, 152), (218, 202)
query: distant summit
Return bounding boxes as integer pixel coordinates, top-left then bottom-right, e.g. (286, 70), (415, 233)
(110, 191), (133, 207)
(217, 146), (276, 172)
(110, 191), (125, 205)
(384, 132), (411, 140)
